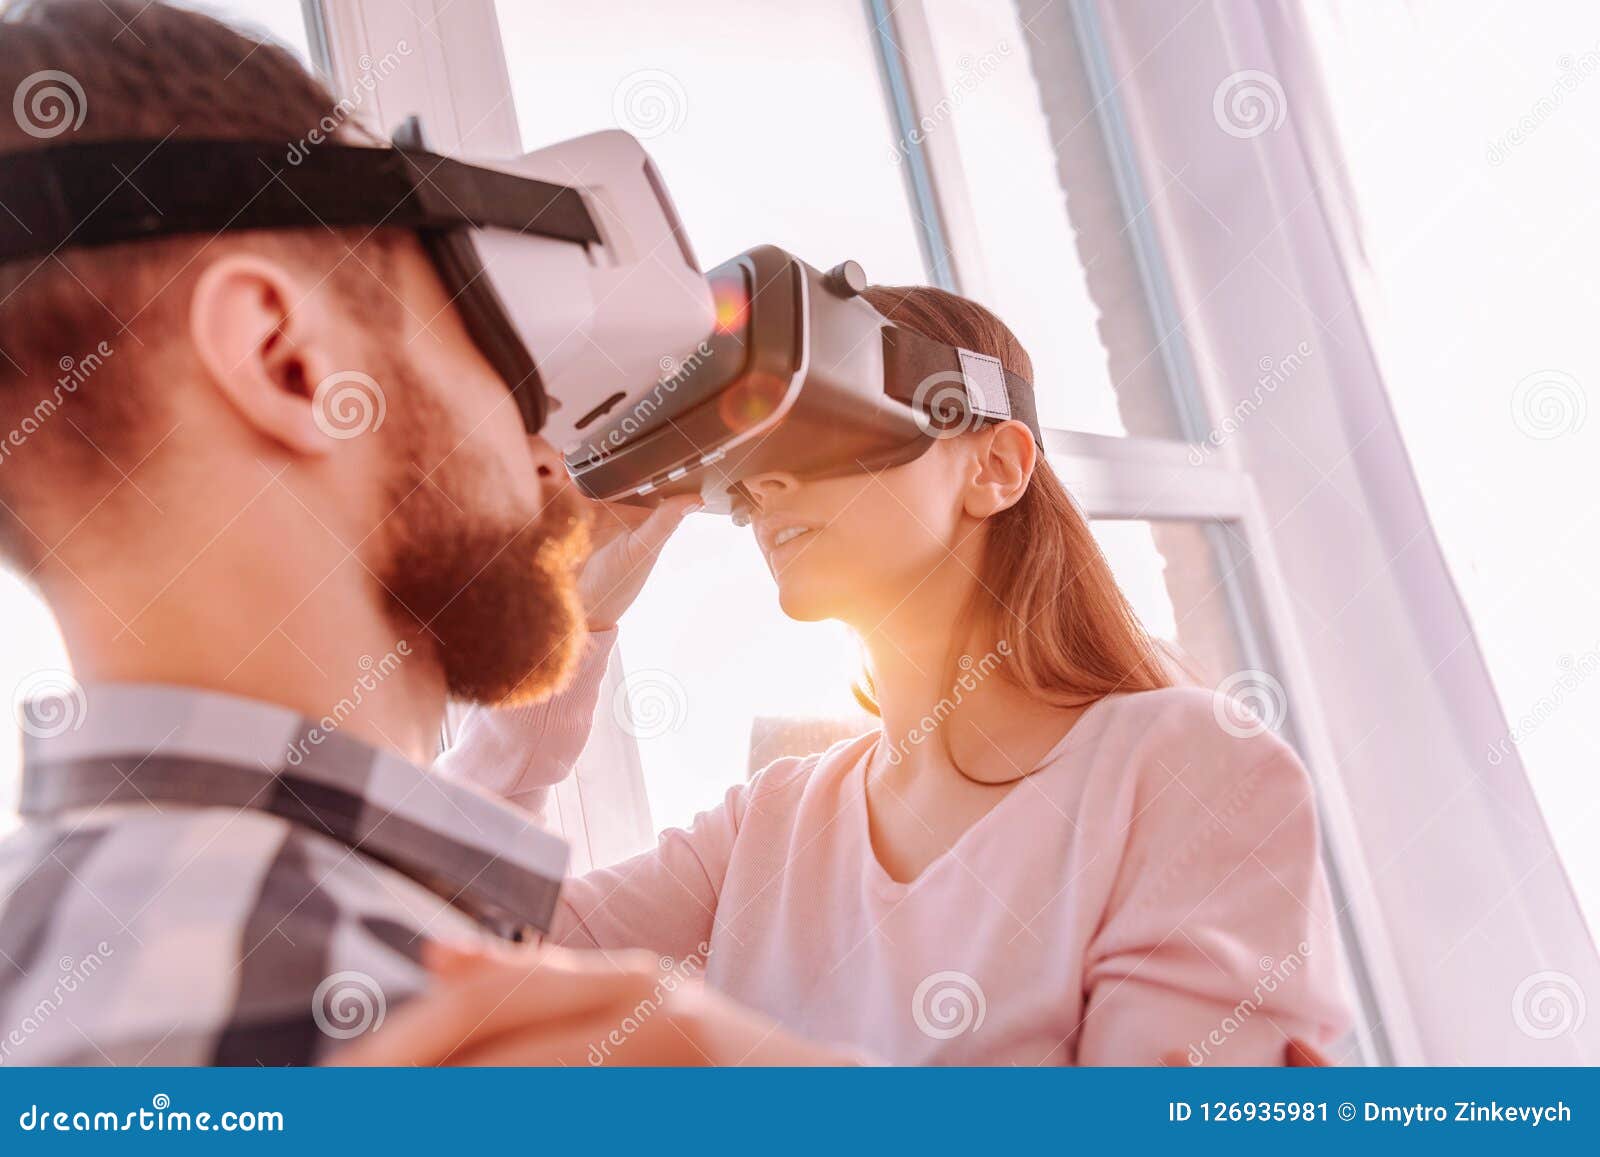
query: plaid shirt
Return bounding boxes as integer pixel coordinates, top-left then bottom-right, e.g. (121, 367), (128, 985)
(0, 682), (566, 1066)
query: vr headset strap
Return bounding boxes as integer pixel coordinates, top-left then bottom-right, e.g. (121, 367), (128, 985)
(0, 139), (600, 263)
(880, 326), (1044, 444)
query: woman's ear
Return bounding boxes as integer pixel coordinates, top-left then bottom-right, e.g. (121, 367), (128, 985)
(961, 419), (1037, 518)
(188, 252), (340, 458)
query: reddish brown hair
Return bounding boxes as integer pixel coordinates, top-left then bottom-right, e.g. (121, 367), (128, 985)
(0, 0), (397, 566)
(857, 284), (1173, 711)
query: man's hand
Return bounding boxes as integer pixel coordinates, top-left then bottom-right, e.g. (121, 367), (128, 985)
(332, 941), (853, 1067)
(577, 494), (701, 631)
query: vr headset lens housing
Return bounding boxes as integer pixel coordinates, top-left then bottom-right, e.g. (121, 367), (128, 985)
(564, 245), (1043, 523)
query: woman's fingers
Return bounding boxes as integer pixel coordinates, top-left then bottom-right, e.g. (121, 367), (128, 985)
(580, 494), (702, 629)
(1155, 1038), (1331, 1067)
(1285, 1037), (1332, 1066)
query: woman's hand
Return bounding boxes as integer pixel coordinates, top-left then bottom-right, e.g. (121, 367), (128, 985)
(1159, 1038), (1333, 1066)
(332, 940), (853, 1067)
(578, 493), (701, 631)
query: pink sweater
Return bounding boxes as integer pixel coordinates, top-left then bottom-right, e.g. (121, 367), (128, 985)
(437, 633), (1353, 1065)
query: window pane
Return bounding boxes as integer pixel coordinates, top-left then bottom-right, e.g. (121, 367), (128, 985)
(492, 1), (929, 835)
(172, 0), (315, 65)
(1309, 0), (1600, 933)
(919, 0), (1188, 439)
(495, 0), (927, 284)
(1091, 518), (1249, 687)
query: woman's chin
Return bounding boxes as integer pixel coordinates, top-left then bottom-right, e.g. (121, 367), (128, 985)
(774, 580), (838, 623)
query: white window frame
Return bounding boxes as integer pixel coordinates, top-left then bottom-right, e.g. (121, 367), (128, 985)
(305, 0), (1600, 1063)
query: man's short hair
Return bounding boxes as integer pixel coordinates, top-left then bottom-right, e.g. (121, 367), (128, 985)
(0, 0), (399, 567)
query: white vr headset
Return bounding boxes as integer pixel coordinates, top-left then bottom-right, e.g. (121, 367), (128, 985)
(0, 122), (1040, 525)
(0, 118), (715, 453)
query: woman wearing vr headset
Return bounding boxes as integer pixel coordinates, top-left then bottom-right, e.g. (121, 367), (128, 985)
(433, 285), (1353, 1066)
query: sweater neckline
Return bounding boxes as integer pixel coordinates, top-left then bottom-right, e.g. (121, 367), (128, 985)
(854, 694), (1122, 898)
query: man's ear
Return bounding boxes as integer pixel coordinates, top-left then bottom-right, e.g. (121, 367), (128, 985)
(189, 252), (340, 457)
(961, 419), (1038, 518)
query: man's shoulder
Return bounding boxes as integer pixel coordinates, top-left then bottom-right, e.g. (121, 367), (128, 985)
(0, 808), (463, 1065)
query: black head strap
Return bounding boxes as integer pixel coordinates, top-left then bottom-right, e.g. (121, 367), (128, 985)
(0, 137), (600, 263)
(881, 326), (1043, 444)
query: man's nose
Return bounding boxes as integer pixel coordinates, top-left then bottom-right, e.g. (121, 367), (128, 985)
(525, 436), (566, 485)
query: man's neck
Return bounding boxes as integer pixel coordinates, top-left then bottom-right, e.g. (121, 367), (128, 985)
(51, 552), (449, 769)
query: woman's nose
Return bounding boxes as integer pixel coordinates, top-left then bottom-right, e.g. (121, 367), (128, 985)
(740, 470), (800, 503)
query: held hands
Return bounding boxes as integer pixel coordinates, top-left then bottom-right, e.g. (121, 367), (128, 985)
(577, 493), (703, 631)
(333, 941), (851, 1067)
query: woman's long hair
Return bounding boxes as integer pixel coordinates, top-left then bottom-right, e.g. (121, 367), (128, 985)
(855, 284), (1173, 718)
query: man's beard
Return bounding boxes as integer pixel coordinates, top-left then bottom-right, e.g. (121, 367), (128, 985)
(375, 373), (592, 708)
